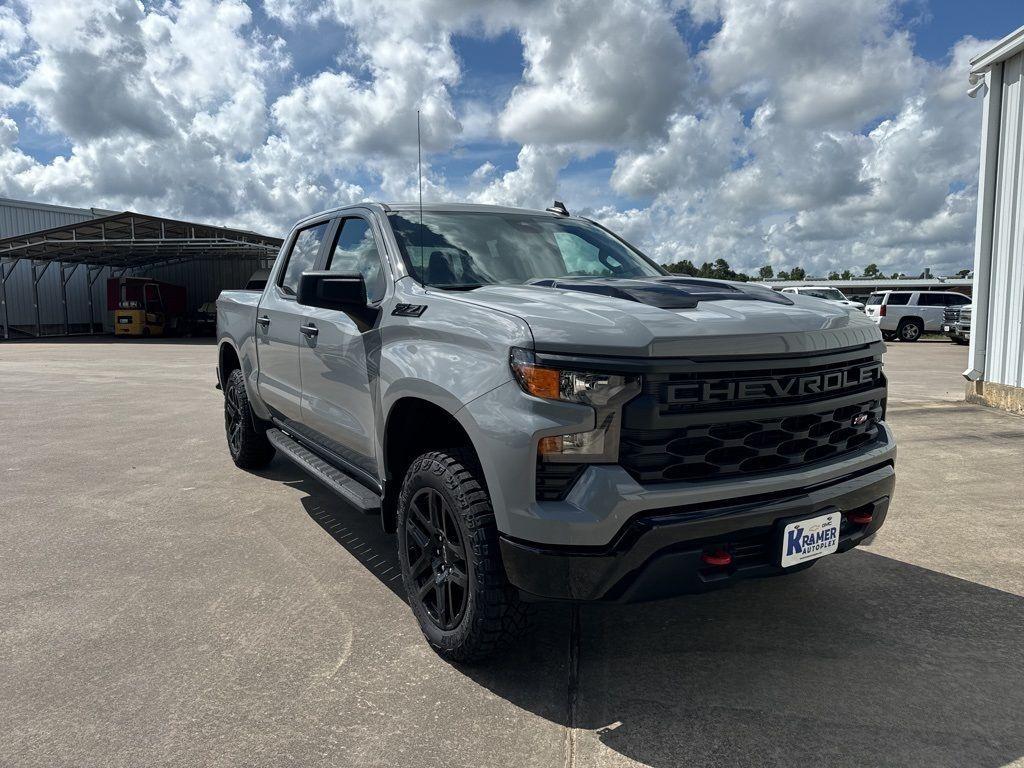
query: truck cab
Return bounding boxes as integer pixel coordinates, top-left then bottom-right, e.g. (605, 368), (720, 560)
(217, 202), (896, 662)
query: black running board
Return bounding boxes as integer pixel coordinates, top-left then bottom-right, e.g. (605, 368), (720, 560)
(266, 428), (381, 513)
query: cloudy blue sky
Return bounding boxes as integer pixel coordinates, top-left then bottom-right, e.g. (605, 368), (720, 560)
(0, 1), (1018, 276)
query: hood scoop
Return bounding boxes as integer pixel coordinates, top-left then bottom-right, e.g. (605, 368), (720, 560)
(529, 276), (793, 310)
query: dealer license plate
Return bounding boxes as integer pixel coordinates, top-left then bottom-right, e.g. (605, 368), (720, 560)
(781, 511), (840, 568)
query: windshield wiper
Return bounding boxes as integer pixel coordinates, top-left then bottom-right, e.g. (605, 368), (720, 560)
(433, 283), (486, 291)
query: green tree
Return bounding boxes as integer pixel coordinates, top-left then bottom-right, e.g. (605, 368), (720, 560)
(789, 266), (806, 281)
(758, 264), (774, 279)
(828, 271), (841, 280)
(863, 263), (881, 278)
(841, 269), (853, 280)
(664, 259), (698, 276)
(777, 270), (790, 281)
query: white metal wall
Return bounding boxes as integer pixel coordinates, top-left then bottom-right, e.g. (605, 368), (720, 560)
(987, 51), (1024, 389)
(1, 198), (274, 336)
(0, 199), (111, 334)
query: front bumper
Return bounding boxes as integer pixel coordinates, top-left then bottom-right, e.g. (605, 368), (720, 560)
(500, 461), (894, 602)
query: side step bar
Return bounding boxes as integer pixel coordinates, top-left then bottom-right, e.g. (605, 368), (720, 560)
(266, 428), (381, 513)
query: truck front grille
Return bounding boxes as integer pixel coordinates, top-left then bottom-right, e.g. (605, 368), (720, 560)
(943, 307), (962, 323)
(618, 344), (887, 485)
(620, 398), (884, 483)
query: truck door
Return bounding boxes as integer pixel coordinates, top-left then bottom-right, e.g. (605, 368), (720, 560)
(256, 220), (331, 421)
(297, 215), (388, 483)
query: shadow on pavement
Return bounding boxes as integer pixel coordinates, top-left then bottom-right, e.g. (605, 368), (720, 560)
(273, 463), (1024, 768)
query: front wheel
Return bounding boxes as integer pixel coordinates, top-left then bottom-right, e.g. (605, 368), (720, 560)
(397, 450), (527, 663)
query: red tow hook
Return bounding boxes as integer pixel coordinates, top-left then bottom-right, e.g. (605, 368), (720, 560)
(701, 548), (732, 567)
(848, 510), (873, 526)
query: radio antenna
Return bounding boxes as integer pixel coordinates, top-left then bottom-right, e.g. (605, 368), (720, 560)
(417, 109), (425, 283)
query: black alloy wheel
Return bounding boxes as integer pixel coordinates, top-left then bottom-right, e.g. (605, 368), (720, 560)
(224, 382), (244, 456)
(403, 487), (469, 631)
(223, 368), (275, 469)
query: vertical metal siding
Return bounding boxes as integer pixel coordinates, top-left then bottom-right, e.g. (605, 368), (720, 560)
(141, 257), (263, 313)
(0, 200), (102, 332)
(988, 51), (1024, 389)
(1, 198), (269, 336)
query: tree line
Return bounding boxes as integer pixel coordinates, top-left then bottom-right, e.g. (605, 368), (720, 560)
(662, 259), (972, 281)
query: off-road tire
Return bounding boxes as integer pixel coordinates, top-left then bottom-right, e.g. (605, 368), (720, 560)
(224, 368), (275, 469)
(397, 450), (528, 663)
(897, 318), (923, 342)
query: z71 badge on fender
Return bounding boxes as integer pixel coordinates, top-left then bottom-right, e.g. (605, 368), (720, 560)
(667, 362), (883, 405)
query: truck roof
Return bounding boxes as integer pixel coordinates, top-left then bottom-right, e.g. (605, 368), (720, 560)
(293, 201), (575, 227)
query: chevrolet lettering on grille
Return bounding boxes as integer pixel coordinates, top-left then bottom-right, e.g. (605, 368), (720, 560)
(667, 362), (883, 404)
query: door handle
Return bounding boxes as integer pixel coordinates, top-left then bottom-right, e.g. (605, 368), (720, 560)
(256, 315), (271, 328)
(299, 323), (319, 338)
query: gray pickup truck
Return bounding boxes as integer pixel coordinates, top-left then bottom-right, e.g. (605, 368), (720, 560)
(217, 202), (896, 661)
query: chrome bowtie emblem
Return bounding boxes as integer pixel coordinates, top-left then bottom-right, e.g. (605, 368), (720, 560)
(852, 413), (870, 426)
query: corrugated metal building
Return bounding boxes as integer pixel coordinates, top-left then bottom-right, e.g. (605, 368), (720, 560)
(0, 197), (280, 338)
(966, 27), (1024, 414)
(0, 198), (115, 336)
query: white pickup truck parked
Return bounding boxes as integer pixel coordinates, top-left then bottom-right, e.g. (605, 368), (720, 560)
(864, 290), (971, 342)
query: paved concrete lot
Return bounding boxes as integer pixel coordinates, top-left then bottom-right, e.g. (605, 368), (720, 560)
(2, 338), (1022, 767)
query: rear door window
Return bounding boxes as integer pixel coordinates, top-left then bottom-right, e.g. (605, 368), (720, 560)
(279, 222), (329, 296)
(886, 293), (911, 306)
(917, 293), (946, 306)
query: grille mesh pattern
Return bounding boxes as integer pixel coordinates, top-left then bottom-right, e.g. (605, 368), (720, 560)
(620, 399), (884, 483)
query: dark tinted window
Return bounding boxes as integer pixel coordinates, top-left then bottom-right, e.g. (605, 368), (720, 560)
(948, 294), (970, 305)
(886, 293), (911, 305)
(866, 294), (885, 305)
(280, 222), (329, 295)
(917, 293), (947, 306)
(326, 218), (386, 302)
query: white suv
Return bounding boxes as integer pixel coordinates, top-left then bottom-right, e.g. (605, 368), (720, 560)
(864, 290), (971, 342)
(780, 286), (864, 311)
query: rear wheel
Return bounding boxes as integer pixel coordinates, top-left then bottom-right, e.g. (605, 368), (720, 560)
(397, 450), (527, 663)
(224, 368), (275, 469)
(897, 318), (923, 342)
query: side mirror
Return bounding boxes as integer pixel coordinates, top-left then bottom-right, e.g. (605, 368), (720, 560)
(297, 271), (367, 311)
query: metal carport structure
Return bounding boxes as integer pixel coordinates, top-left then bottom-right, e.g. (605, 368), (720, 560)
(0, 209), (282, 339)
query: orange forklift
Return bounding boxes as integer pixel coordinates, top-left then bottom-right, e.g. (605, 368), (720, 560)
(108, 277), (187, 337)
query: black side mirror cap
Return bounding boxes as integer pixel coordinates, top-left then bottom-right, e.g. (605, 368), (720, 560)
(297, 271), (367, 311)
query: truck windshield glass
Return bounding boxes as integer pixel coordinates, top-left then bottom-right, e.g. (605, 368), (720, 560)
(804, 288), (847, 301)
(387, 212), (664, 288)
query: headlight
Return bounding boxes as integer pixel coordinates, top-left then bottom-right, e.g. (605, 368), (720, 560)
(510, 348), (640, 461)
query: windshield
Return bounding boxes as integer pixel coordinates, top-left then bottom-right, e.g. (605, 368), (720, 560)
(387, 211), (664, 288)
(866, 294), (885, 305)
(803, 288), (847, 301)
